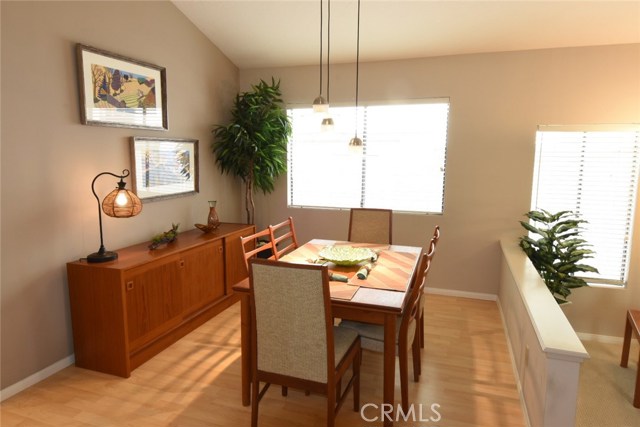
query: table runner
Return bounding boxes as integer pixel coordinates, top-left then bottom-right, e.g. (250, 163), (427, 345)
(280, 240), (418, 295)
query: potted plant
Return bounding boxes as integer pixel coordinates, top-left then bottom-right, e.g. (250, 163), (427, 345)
(519, 209), (599, 304)
(212, 78), (291, 225)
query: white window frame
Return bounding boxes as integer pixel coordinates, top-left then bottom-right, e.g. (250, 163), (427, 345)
(530, 124), (640, 286)
(287, 99), (450, 214)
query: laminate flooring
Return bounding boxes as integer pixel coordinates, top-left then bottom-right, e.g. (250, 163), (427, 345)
(1, 294), (526, 427)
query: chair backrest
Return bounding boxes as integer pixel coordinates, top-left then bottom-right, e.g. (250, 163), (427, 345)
(401, 252), (431, 331)
(432, 225), (441, 247)
(240, 228), (274, 272)
(269, 217), (299, 260)
(348, 208), (393, 244)
(249, 258), (334, 384)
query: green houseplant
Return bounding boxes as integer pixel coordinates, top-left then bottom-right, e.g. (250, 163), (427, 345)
(212, 78), (291, 225)
(519, 209), (599, 304)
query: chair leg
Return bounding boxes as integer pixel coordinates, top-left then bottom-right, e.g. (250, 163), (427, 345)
(336, 378), (342, 401)
(353, 348), (361, 411)
(420, 309), (425, 349)
(398, 336), (409, 412)
(327, 383), (336, 427)
(251, 380), (259, 427)
(412, 330), (421, 381)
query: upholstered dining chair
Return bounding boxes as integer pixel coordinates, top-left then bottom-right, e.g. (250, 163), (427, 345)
(240, 228), (274, 272)
(268, 216), (299, 260)
(339, 248), (432, 411)
(248, 259), (361, 427)
(419, 225), (440, 348)
(348, 208), (392, 244)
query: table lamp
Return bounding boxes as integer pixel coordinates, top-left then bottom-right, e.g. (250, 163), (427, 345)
(87, 169), (142, 263)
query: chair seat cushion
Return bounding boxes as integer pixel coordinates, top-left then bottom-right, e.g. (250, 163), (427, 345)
(333, 326), (359, 366)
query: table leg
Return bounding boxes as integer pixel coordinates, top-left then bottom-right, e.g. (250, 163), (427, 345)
(621, 312), (632, 368)
(239, 293), (251, 406)
(383, 313), (396, 427)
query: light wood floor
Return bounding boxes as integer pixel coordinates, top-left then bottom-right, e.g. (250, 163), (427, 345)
(1, 294), (526, 427)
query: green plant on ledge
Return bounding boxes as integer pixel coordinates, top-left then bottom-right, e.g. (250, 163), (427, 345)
(519, 209), (599, 304)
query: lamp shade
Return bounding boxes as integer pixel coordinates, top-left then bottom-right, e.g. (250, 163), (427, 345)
(313, 96), (329, 113)
(321, 116), (335, 131)
(102, 184), (142, 218)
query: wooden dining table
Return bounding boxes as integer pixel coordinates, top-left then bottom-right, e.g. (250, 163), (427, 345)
(233, 239), (422, 427)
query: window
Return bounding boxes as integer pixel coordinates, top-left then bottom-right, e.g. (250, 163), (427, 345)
(287, 100), (449, 214)
(531, 126), (640, 286)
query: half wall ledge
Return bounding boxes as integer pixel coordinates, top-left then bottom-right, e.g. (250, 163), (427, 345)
(498, 238), (589, 427)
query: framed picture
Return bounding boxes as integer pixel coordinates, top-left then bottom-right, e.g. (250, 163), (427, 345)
(130, 137), (199, 202)
(76, 44), (168, 130)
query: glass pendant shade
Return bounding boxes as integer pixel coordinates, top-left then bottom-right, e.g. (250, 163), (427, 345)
(313, 96), (329, 113)
(349, 136), (363, 147)
(321, 116), (335, 131)
(349, 136), (363, 154)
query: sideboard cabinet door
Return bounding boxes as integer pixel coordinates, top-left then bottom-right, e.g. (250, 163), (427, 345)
(181, 239), (225, 316)
(125, 255), (183, 353)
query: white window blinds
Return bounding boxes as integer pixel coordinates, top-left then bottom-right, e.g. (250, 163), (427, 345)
(287, 101), (449, 214)
(531, 126), (640, 285)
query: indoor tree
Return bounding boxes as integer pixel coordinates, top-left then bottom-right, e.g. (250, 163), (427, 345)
(212, 78), (291, 224)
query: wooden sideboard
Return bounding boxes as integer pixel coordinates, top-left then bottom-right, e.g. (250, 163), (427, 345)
(67, 223), (255, 377)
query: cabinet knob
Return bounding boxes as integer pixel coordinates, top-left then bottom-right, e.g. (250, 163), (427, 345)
(126, 281), (134, 291)
(179, 260), (185, 268)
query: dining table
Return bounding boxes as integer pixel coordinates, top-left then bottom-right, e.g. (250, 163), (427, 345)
(233, 239), (422, 427)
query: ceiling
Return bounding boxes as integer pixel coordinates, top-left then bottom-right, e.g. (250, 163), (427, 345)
(172, 1), (640, 70)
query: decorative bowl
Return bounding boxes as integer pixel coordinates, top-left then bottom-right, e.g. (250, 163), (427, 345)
(195, 223), (218, 233)
(318, 245), (377, 266)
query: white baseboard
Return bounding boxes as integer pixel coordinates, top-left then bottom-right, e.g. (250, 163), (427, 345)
(425, 286), (497, 301)
(0, 355), (74, 402)
(576, 332), (623, 344)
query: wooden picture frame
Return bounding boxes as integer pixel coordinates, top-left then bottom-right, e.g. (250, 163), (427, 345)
(76, 44), (168, 130)
(130, 137), (199, 202)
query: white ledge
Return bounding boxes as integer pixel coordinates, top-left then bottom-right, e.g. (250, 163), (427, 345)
(500, 238), (589, 362)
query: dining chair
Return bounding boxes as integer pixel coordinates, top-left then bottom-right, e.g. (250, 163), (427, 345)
(339, 249), (432, 411)
(268, 216), (299, 260)
(248, 258), (361, 427)
(419, 225), (440, 348)
(348, 208), (392, 244)
(240, 228), (274, 272)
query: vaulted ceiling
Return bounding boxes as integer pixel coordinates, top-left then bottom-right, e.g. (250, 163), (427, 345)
(172, 0), (640, 69)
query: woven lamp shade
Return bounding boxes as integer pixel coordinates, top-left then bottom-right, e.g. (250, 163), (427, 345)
(102, 188), (142, 218)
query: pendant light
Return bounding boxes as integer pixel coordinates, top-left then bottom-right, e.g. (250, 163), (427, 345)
(348, 0), (363, 150)
(312, 0), (328, 113)
(321, 0), (335, 131)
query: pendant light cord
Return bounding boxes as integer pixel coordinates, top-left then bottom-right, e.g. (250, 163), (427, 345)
(354, 0), (361, 137)
(327, 0), (331, 103)
(319, 0), (323, 97)
(356, 0), (360, 108)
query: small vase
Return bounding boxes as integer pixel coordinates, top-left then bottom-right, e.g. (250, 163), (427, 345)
(207, 201), (220, 230)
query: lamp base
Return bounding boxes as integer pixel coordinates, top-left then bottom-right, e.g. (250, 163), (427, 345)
(86, 250), (118, 263)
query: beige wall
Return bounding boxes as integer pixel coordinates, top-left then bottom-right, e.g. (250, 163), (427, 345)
(241, 44), (640, 337)
(0, 1), (242, 389)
